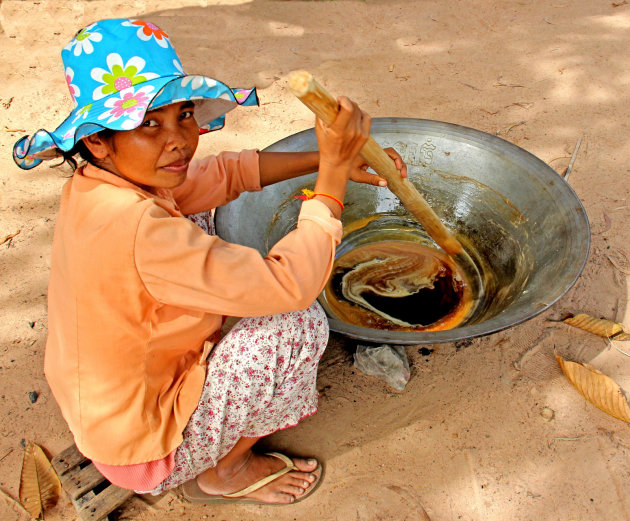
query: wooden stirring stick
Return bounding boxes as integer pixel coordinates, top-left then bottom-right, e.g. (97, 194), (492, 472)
(288, 70), (463, 257)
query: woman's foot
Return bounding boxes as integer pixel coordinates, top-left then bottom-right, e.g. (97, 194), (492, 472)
(196, 451), (320, 504)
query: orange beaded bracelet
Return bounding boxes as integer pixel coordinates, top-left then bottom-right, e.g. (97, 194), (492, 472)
(294, 188), (344, 211)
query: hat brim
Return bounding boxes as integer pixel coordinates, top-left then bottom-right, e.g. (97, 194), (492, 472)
(13, 74), (258, 170)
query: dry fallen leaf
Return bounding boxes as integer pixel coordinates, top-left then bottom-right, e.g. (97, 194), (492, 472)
(602, 212), (612, 233)
(506, 101), (534, 109)
(605, 247), (630, 275)
(386, 485), (432, 521)
(19, 443), (61, 520)
(0, 488), (31, 521)
(556, 355), (630, 423)
(1, 230), (21, 246)
(562, 313), (629, 341)
(494, 75), (524, 88)
(497, 120), (527, 136)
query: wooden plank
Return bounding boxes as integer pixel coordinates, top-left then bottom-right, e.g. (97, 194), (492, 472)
(59, 463), (107, 501)
(75, 491), (113, 521)
(51, 444), (87, 476)
(77, 484), (134, 521)
(75, 490), (97, 509)
(52, 444), (135, 521)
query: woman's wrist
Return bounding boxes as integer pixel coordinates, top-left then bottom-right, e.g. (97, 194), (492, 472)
(314, 171), (346, 198)
(312, 194), (343, 219)
(313, 179), (346, 219)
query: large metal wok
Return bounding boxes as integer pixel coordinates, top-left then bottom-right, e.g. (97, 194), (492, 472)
(215, 118), (590, 344)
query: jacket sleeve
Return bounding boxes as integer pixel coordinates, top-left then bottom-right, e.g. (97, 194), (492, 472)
(171, 149), (262, 215)
(134, 199), (342, 317)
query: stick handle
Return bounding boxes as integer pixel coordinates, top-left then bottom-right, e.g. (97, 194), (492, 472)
(288, 70), (463, 256)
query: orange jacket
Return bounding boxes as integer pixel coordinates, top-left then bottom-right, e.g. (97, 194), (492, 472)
(45, 150), (342, 464)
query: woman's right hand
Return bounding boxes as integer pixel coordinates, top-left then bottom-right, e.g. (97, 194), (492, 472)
(315, 96), (371, 177)
(313, 96), (371, 216)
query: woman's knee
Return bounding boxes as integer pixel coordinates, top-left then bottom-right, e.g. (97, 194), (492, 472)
(279, 301), (329, 353)
(222, 301), (328, 363)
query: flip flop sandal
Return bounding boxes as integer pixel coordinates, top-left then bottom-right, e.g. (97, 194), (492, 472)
(178, 452), (324, 505)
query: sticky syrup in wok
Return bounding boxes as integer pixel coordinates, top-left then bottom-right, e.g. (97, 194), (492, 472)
(322, 240), (473, 331)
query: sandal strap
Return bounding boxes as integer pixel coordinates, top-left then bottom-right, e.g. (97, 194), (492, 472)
(222, 452), (298, 498)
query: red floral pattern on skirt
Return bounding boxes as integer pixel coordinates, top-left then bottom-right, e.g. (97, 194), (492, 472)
(142, 296), (328, 495)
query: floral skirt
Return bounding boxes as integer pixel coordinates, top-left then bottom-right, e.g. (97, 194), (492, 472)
(143, 302), (329, 494)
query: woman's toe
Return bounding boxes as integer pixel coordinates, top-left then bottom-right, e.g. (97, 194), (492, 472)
(272, 491), (295, 504)
(288, 475), (313, 488)
(291, 457), (318, 472)
(283, 484), (306, 497)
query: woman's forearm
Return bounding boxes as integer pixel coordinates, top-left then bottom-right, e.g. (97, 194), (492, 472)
(258, 151), (320, 187)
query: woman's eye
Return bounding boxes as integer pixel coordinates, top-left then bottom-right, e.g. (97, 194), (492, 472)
(142, 119), (159, 127)
(181, 110), (195, 120)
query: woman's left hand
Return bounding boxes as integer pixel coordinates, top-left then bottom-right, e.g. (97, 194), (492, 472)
(349, 147), (408, 187)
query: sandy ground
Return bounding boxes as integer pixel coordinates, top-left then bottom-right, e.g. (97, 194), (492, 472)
(1, 1), (630, 520)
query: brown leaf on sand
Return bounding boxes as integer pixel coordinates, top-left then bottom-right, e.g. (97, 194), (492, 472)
(19, 443), (61, 520)
(556, 355), (630, 423)
(601, 212), (612, 233)
(386, 485), (431, 520)
(497, 120), (526, 135)
(0, 488), (31, 521)
(605, 247), (630, 275)
(1, 230), (21, 246)
(562, 313), (629, 341)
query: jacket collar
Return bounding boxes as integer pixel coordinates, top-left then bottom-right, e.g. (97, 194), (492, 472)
(80, 163), (180, 213)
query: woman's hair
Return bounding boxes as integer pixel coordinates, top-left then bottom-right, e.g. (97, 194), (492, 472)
(59, 128), (115, 171)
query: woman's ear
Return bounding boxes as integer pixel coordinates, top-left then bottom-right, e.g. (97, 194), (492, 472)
(82, 133), (111, 160)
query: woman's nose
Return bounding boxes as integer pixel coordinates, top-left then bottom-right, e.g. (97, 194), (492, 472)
(165, 126), (188, 151)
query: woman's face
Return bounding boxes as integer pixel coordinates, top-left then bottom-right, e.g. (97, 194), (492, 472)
(88, 101), (200, 190)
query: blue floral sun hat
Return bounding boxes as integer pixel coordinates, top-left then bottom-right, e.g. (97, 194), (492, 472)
(13, 18), (258, 170)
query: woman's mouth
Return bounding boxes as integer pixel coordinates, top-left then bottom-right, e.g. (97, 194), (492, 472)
(160, 159), (190, 172)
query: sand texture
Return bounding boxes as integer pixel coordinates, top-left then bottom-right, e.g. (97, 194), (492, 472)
(1, 1), (629, 520)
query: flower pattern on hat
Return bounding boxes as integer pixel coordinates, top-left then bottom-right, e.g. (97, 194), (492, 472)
(13, 139), (41, 169)
(17, 146), (38, 168)
(233, 89), (251, 103)
(64, 23), (103, 56)
(98, 85), (155, 128)
(122, 19), (170, 48)
(90, 54), (158, 101)
(65, 67), (81, 106)
(173, 60), (185, 75)
(181, 75), (218, 90)
(72, 103), (92, 123)
(62, 126), (77, 140)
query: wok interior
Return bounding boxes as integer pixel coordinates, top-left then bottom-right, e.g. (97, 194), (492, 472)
(321, 231), (474, 331)
(216, 119), (589, 343)
(317, 169), (534, 329)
